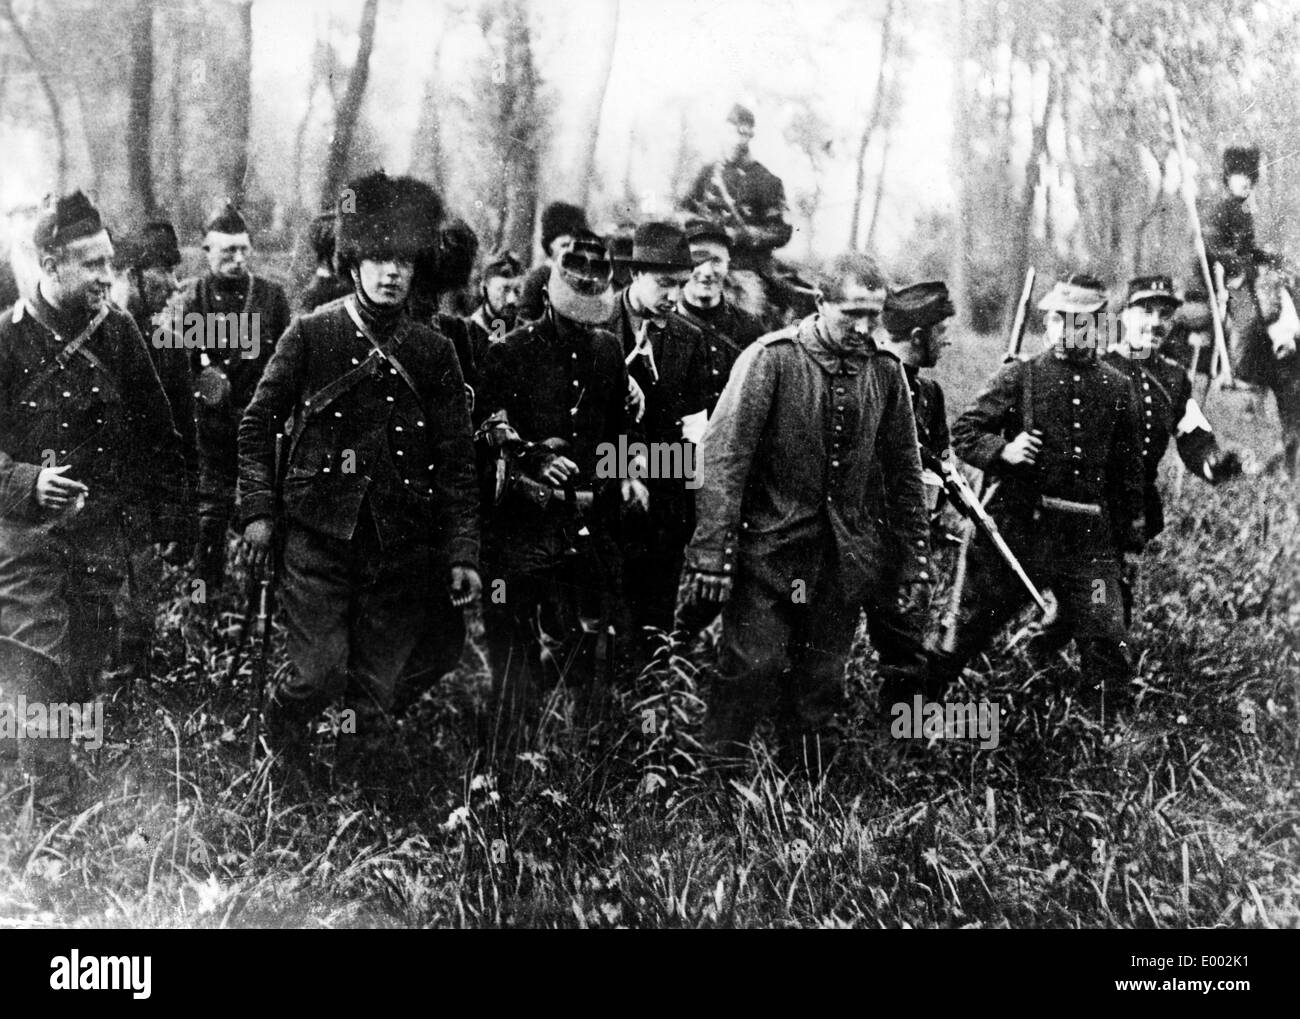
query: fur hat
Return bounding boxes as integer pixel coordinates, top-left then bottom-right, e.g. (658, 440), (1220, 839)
(32, 191), (106, 252)
(429, 217), (478, 294)
(334, 171), (444, 274)
(117, 220), (183, 270)
(205, 201), (249, 236)
(540, 202), (589, 254)
(1222, 146), (1260, 184)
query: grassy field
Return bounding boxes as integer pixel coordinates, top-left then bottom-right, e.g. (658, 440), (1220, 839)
(0, 330), (1296, 929)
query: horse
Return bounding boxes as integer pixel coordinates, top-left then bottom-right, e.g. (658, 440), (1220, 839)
(1223, 261), (1300, 475)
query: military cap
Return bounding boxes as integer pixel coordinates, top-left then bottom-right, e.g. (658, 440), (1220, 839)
(1037, 272), (1108, 314)
(1223, 145), (1260, 183)
(540, 202), (589, 254)
(683, 217), (731, 250)
(1124, 274), (1181, 309)
(32, 191), (106, 252)
(117, 220), (182, 270)
(205, 201), (249, 236)
(882, 280), (956, 333)
(482, 249), (524, 279)
(727, 103), (756, 129)
(624, 222), (694, 272)
(548, 230), (614, 325)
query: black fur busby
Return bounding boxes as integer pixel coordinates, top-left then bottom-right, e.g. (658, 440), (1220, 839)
(1223, 146), (1260, 184)
(540, 201), (588, 254)
(430, 217), (479, 294)
(334, 171), (444, 276)
(32, 191), (105, 252)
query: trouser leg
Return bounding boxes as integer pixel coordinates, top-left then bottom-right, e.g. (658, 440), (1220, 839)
(863, 581), (930, 705)
(783, 587), (859, 771)
(1272, 359), (1300, 475)
(1042, 559), (1133, 702)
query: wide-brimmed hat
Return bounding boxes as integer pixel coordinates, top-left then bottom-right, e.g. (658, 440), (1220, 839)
(1037, 273), (1108, 315)
(623, 222), (694, 273)
(1124, 274), (1181, 309)
(548, 231), (614, 325)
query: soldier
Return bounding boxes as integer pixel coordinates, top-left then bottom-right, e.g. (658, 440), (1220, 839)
(927, 274), (1147, 711)
(682, 260), (931, 772)
(465, 249), (524, 378)
(0, 192), (191, 716)
(237, 172), (480, 763)
(518, 201), (589, 322)
(681, 105), (792, 274)
(115, 220), (197, 490)
(170, 203), (291, 593)
(673, 218), (767, 413)
(476, 233), (646, 746)
(861, 277), (958, 706)
(604, 223), (707, 642)
(299, 209), (351, 314)
(1204, 146), (1265, 281)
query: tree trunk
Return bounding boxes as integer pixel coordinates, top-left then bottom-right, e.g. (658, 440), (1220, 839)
(320, 0), (379, 208)
(848, 0), (895, 250)
(950, 0), (970, 327)
(498, 0), (541, 257)
(1006, 58), (1057, 324)
(0, 0), (69, 192)
(170, 14), (185, 222)
(127, 0), (157, 219)
(226, 0), (254, 204)
(865, 125), (893, 252)
(572, 0), (619, 209)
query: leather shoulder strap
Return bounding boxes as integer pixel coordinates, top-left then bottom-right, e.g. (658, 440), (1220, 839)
(13, 302), (112, 406)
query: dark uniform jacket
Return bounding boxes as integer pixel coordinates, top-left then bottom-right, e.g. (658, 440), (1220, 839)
(479, 313), (636, 489)
(127, 292), (198, 496)
(673, 299), (767, 411)
(681, 156), (793, 270)
(1102, 350), (1227, 538)
(1204, 193), (1257, 270)
(906, 367), (950, 467)
(951, 350), (1146, 549)
(0, 293), (191, 543)
(237, 297), (478, 567)
(171, 272), (292, 522)
(685, 315), (931, 602)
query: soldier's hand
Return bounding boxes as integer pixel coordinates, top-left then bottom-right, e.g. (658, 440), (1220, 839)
(621, 477), (650, 512)
(1000, 430), (1043, 467)
(539, 455), (578, 487)
(35, 465), (89, 511)
(239, 518), (274, 574)
(689, 570), (733, 605)
(626, 376), (646, 423)
(449, 566), (482, 608)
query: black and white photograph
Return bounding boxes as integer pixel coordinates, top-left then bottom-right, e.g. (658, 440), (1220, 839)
(0, 0), (1295, 957)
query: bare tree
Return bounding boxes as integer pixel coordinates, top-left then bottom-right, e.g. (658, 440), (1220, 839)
(848, 0), (895, 250)
(127, 0), (157, 218)
(0, 0), (69, 192)
(320, 0), (380, 208)
(226, 0), (254, 204)
(571, 0), (619, 209)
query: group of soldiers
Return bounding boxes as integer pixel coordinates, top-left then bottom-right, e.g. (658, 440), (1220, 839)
(0, 103), (1278, 792)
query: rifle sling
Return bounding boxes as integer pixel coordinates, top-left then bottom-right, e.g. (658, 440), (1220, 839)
(13, 302), (114, 407)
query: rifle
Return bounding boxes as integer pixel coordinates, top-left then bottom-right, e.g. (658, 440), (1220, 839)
(1164, 82), (1234, 393)
(939, 266), (1037, 654)
(246, 430), (286, 766)
(929, 449), (1048, 616)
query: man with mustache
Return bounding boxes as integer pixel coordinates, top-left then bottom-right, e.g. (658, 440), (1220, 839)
(0, 192), (191, 725)
(238, 172), (480, 771)
(928, 274), (1147, 716)
(171, 203), (291, 593)
(465, 249), (524, 387)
